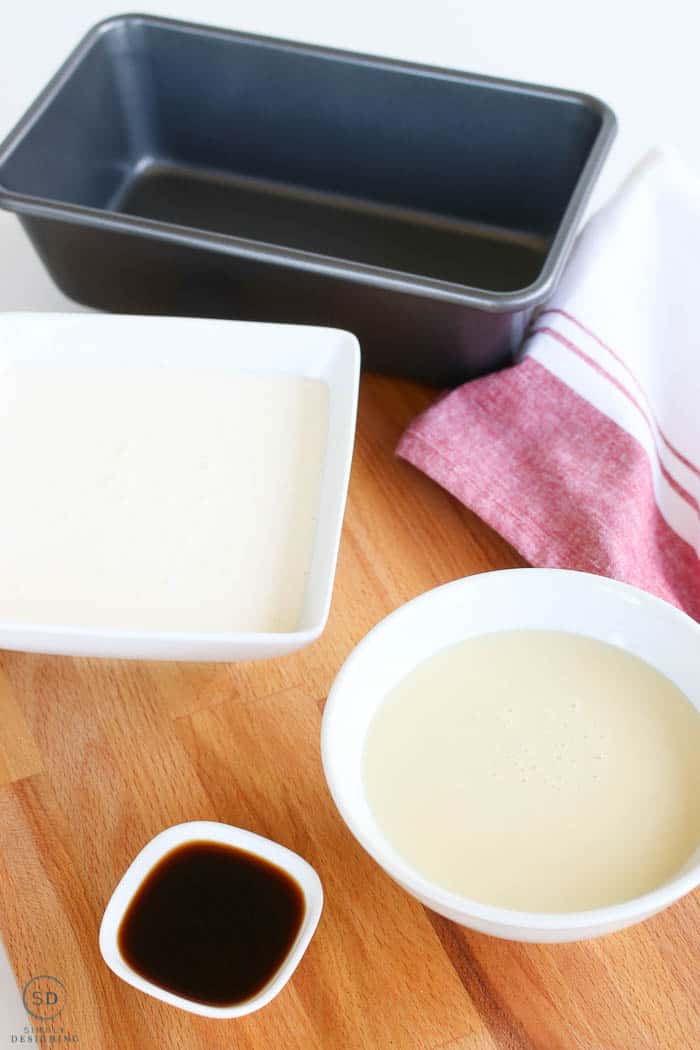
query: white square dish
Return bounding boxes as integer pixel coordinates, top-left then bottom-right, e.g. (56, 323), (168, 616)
(0, 313), (359, 660)
(99, 821), (323, 1018)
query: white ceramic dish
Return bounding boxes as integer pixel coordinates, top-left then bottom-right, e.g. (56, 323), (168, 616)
(321, 568), (700, 943)
(0, 313), (359, 660)
(99, 820), (323, 1018)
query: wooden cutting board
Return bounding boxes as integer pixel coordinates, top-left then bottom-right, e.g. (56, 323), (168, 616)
(0, 374), (698, 1049)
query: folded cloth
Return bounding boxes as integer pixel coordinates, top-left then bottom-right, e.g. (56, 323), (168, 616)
(398, 149), (700, 619)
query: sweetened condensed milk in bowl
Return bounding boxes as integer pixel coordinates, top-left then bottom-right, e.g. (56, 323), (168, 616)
(321, 569), (700, 942)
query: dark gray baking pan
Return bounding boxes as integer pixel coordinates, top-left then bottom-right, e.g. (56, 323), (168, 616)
(0, 14), (615, 385)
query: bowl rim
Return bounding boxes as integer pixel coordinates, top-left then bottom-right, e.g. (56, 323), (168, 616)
(98, 820), (324, 1018)
(321, 567), (700, 932)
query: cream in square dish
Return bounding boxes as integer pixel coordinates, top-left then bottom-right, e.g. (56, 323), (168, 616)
(0, 314), (359, 659)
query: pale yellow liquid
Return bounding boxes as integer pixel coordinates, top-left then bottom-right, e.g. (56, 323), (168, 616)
(0, 367), (328, 632)
(363, 631), (700, 912)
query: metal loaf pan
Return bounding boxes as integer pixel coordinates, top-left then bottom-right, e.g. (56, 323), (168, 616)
(0, 15), (615, 385)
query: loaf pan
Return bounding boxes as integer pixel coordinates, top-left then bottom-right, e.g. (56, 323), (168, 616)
(0, 14), (616, 385)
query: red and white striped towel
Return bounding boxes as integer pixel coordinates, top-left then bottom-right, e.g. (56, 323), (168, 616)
(398, 149), (700, 619)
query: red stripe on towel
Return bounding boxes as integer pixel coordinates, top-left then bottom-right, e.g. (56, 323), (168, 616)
(539, 307), (700, 479)
(531, 325), (699, 516)
(397, 357), (700, 619)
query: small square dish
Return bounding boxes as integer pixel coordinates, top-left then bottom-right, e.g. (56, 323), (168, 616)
(0, 313), (359, 660)
(99, 821), (323, 1018)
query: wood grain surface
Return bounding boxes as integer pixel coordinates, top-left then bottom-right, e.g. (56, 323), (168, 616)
(0, 374), (698, 1049)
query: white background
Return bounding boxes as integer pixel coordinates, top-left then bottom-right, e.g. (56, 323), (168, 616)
(0, 0), (697, 1035)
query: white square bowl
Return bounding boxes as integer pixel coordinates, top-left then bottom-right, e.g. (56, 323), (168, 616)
(0, 313), (359, 660)
(99, 821), (323, 1018)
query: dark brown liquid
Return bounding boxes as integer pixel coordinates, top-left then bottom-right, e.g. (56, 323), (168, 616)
(117, 840), (305, 1007)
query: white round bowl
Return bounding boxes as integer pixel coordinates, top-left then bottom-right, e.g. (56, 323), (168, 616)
(321, 568), (700, 942)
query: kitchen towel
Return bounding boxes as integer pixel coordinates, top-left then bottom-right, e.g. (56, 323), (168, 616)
(398, 149), (700, 619)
